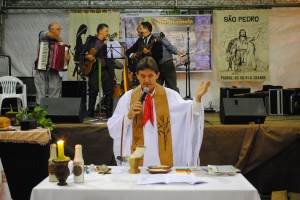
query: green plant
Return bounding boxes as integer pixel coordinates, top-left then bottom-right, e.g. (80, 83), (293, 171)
(16, 106), (56, 131)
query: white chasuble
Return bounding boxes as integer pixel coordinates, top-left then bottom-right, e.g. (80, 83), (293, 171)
(107, 87), (204, 167)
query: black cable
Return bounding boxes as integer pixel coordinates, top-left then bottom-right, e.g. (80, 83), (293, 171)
(205, 120), (213, 125)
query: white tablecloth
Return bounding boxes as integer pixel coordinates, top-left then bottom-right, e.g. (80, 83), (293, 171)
(30, 167), (260, 200)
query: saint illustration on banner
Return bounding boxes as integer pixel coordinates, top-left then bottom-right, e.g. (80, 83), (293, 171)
(214, 10), (269, 82)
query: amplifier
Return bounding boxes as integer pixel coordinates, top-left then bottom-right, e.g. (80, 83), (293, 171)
(287, 88), (300, 94)
(290, 94), (300, 115)
(268, 89), (295, 115)
(262, 85), (283, 91)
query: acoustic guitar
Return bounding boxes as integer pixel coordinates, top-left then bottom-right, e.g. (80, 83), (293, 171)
(80, 32), (118, 76)
(128, 32), (165, 72)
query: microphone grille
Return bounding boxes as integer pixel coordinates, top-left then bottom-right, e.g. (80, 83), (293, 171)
(144, 87), (150, 93)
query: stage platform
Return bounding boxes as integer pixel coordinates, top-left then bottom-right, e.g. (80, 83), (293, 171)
(1, 113), (300, 200)
(52, 113), (300, 196)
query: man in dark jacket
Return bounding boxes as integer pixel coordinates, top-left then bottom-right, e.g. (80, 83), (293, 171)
(81, 23), (115, 118)
(125, 21), (163, 73)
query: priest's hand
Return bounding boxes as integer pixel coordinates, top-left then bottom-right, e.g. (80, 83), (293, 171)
(195, 80), (211, 103)
(128, 101), (143, 119)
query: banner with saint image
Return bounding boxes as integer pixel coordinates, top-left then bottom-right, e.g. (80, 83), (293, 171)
(214, 10), (269, 82)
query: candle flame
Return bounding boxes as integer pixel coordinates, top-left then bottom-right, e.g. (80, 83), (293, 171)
(57, 140), (64, 144)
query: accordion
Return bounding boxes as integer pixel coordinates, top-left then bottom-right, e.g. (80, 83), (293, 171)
(37, 41), (69, 71)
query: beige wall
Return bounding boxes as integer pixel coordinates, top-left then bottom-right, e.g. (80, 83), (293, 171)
(3, 8), (300, 110)
(177, 7), (300, 109)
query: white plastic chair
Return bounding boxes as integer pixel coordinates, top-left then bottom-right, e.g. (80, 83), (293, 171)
(0, 76), (27, 115)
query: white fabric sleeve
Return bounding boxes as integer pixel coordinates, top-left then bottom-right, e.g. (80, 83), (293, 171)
(124, 114), (133, 127)
(129, 53), (134, 58)
(193, 98), (203, 116)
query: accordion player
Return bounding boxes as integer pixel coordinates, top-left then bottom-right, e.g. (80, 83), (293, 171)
(36, 41), (70, 71)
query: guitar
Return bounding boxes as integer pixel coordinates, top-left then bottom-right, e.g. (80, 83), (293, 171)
(80, 32), (118, 76)
(136, 32), (165, 60)
(128, 32), (165, 72)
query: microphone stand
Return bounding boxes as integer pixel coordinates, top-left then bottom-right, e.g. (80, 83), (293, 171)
(69, 48), (80, 81)
(73, 32), (87, 81)
(184, 25), (192, 100)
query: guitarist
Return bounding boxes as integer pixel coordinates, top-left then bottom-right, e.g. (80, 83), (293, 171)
(152, 32), (185, 94)
(126, 21), (163, 73)
(81, 23), (115, 118)
(126, 24), (143, 73)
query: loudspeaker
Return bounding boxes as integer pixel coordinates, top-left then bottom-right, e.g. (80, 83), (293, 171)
(40, 97), (83, 123)
(220, 87), (250, 109)
(62, 81), (87, 111)
(220, 98), (266, 124)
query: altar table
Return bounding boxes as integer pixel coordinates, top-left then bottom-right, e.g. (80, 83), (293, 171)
(30, 167), (260, 200)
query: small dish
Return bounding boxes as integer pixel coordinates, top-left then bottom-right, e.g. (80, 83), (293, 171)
(147, 168), (171, 174)
(148, 165), (171, 169)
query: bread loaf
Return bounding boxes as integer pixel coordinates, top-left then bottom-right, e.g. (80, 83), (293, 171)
(0, 117), (11, 128)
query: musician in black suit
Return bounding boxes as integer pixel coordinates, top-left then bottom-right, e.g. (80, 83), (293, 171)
(81, 23), (115, 119)
(125, 22), (163, 73)
(126, 24), (143, 73)
(34, 22), (70, 105)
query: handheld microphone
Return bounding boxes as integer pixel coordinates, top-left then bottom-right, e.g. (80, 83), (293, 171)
(187, 25), (190, 32)
(116, 156), (129, 162)
(139, 87), (150, 103)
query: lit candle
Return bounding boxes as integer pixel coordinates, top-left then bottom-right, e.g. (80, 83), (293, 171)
(57, 140), (65, 159)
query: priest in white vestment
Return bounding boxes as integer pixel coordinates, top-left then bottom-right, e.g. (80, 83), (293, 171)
(107, 57), (210, 167)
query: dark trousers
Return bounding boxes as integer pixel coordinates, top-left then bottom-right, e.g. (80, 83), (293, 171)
(88, 66), (114, 117)
(157, 60), (180, 93)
